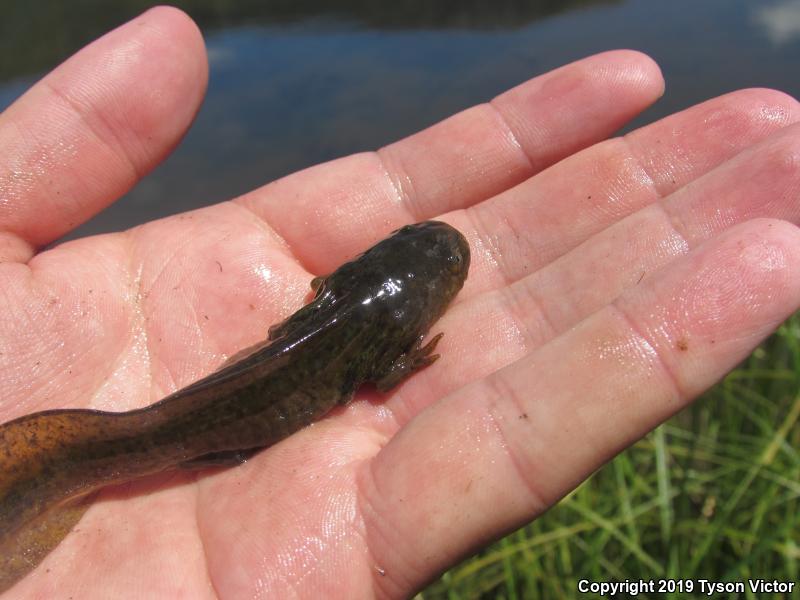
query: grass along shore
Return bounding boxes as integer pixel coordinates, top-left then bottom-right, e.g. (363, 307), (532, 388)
(422, 315), (800, 599)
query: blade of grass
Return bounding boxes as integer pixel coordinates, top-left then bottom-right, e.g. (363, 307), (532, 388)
(688, 393), (800, 574)
(654, 425), (673, 543)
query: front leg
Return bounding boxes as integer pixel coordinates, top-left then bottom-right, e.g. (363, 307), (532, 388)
(374, 332), (444, 392)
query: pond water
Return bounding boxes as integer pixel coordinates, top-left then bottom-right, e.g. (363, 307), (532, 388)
(2, 0), (800, 238)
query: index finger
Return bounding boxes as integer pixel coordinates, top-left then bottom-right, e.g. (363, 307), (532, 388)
(239, 50), (664, 273)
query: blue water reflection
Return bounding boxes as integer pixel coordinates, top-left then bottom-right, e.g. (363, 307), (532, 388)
(1, 0), (798, 239)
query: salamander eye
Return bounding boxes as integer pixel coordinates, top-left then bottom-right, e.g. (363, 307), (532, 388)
(446, 252), (464, 273)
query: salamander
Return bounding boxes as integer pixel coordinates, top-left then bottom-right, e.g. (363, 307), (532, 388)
(0, 220), (470, 592)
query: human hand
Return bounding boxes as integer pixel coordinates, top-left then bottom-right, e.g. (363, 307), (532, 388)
(2, 7), (799, 598)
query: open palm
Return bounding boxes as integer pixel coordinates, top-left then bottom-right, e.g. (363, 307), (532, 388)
(2, 7), (800, 599)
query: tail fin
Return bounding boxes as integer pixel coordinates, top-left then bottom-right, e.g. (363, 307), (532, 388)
(0, 493), (93, 593)
(0, 408), (125, 593)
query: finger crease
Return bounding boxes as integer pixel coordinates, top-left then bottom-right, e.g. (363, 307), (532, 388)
(374, 148), (421, 220)
(465, 204), (515, 288)
(650, 192), (694, 254)
(42, 79), (143, 182)
(501, 280), (558, 348)
(607, 300), (687, 402)
(357, 460), (417, 598)
(619, 133), (664, 200)
(482, 376), (550, 511)
(487, 99), (536, 173)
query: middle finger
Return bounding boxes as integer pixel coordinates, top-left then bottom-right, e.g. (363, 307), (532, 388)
(451, 88), (799, 298)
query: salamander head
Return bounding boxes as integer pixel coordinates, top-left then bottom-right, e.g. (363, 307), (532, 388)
(376, 220), (470, 312)
(324, 220), (470, 336)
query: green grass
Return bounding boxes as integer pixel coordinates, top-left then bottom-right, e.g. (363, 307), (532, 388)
(420, 316), (800, 599)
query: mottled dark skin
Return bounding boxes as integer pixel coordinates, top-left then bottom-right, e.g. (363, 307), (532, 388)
(0, 220), (470, 593)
